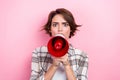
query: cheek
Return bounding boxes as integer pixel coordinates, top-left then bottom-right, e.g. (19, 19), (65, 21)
(67, 31), (71, 37)
(64, 29), (71, 38)
(65, 28), (71, 34)
(50, 29), (57, 36)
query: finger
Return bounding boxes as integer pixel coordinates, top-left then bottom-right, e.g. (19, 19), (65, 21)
(60, 54), (68, 59)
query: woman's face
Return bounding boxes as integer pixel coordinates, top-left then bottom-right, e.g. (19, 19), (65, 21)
(50, 14), (71, 40)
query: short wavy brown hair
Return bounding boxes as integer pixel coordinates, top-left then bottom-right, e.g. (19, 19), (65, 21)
(43, 8), (81, 38)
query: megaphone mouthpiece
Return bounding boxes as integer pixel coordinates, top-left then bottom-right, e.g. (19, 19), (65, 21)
(54, 34), (65, 38)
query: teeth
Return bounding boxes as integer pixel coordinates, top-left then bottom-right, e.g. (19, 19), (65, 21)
(55, 34), (65, 38)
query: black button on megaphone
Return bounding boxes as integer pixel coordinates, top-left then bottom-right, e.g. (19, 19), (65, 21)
(47, 34), (69, 57)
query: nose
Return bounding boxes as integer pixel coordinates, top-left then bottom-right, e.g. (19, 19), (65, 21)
(58, 24), (63, 32)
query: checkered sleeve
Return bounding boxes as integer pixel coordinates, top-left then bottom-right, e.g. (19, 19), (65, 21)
(30, 48), (44, 80)
(75, 51), (89, 80)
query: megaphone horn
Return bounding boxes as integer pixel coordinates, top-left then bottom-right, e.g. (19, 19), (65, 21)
(47, 34), (69, 57)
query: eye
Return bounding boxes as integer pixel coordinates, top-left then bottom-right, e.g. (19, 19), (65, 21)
(63, 23), (69, 27)
(52, 23), (58, 27)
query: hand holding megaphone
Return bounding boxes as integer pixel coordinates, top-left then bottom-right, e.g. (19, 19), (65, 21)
(52, 53), (69, 66)
(47, 34), (69, 57)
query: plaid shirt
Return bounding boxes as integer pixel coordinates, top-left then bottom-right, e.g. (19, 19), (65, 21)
(30, 44), (88, 80)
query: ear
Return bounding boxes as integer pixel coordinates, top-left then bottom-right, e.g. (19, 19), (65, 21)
(49, 30), (51, 33)
(48, 27), (51, 32)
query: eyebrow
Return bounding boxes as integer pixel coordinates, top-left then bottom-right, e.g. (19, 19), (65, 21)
(52, 22), (68, 24)
(62, 22), (68, 24)
(52, 22), (58, 24)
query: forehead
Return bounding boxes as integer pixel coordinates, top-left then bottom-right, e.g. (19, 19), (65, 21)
(52, 14), (67, 22)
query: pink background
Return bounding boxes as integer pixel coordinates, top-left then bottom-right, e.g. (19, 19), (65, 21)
(0, 0), (120, 80)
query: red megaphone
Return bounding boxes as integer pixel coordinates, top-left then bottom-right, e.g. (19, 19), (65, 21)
(47, 34), (69, 57)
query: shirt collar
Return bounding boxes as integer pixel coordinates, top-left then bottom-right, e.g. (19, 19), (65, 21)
(68, 43), (74, 56)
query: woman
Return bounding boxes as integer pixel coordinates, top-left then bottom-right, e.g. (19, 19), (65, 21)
(30, 8), (88, 80)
